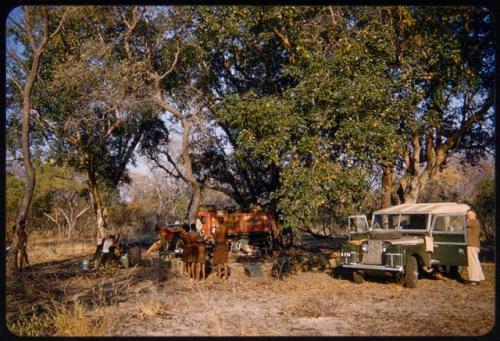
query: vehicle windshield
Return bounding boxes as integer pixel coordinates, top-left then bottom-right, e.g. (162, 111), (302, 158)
(372, 214), (428, 230)
(349, 216), (369, 232)
(372, 214), (399, 229)
(399, 214), (428, 230)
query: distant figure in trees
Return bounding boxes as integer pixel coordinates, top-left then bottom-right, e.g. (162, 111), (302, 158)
(213, 212), (229, 280)
(16, 222), (30, 271)
(93, 234), (120, 269)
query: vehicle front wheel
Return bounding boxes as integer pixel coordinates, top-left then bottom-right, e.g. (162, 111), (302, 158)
(404, 256), (419, 288)
(353, 270), (365, 284)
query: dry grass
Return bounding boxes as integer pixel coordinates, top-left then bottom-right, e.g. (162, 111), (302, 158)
(51, 301), (110, 336)
(8, 300), (110, 337)
(7, 237), (496, 337)
(27, 232), (95, 265)
(135, 287), (171, 319)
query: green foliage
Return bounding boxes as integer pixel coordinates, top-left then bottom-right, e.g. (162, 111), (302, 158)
(7, 162), (88, 231)
(6, 174), (24, 228)
(194, 7), (407, 233)
(6, 6), (494, 238)
(275, 163), (370, 232)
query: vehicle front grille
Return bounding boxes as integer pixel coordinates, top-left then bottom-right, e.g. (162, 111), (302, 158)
(383, 253), (402, 268)
(362, 240), (383, 265)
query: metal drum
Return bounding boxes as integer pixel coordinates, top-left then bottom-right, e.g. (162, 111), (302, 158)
(80, 259), (90, 271)
(120, 254), (130, 268)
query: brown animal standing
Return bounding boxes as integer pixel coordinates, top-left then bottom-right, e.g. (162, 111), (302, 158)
(213, 214), (229, 280)
(147, 226), (178, 255)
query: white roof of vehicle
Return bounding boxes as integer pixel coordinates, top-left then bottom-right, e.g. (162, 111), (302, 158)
(373, 203), (470, 215)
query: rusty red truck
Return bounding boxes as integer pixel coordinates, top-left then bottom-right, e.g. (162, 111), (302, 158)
(197, 210), (278, 240)
(197, 209), (289, 254)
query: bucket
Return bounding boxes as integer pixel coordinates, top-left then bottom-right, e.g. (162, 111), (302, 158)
(120, 254), (130, 268)
(80, 259), (90, 271)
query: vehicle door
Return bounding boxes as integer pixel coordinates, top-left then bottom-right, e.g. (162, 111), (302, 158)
(348, 215), (370, 241)
(431, 214), (467, 266)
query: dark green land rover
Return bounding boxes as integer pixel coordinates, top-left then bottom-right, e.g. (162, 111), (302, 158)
(340, 203), (470, 288)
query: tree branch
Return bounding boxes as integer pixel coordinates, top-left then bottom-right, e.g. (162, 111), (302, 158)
(7, 50), (29, 76)
(151, 153), (187, 182)
(75, 205), (90, 220)
(49, 7), (71, 40)
(157, 42), (181, 81)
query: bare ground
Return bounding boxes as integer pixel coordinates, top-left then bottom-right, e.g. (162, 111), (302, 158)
(6, 240), (495, 337)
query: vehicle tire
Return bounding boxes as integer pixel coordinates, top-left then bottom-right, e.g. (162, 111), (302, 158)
(404, 256), (419, 288)
(353, 270), (365, 284)
(448, 265), (460, 279)
(393, 272), (405, 285)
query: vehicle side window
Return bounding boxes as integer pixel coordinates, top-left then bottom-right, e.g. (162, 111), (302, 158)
(433, 216), (447, 232)
(449, 216), (465, 232)
(433, 215), (465, 232)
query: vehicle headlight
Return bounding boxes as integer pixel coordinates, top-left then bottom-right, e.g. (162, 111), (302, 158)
(361, 243), (368, 253)
(382, 245), (388, 252)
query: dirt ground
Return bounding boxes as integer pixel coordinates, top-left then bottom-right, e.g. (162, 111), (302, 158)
(6, 240), (496, 337)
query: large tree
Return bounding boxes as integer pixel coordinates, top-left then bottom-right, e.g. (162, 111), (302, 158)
(31, 7), (162, 243)
(6, 6), (70, 273)
(380, 7), (494, 205)
(116, 6), (215, 224)
(189, 7), (401, 235)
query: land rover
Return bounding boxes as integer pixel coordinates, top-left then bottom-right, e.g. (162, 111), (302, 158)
(340, 203), (469, 288)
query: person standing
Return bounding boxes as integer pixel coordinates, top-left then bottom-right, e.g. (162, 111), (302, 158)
(178, 227), (191, 276)
(190, 224), (206, 281)
(97, 234), (118, 268)
(213, 211), (229, 280)
(466, 209), (485, 285)
(187, 224), (201, 279)
(195, 217), (204, 238)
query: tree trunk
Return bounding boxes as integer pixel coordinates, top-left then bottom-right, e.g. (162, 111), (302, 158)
(188, 182), (202, 224)
(152, 91), (202, 226)
(403, 183), (420, 204)
(402, 170), (429, 204)
(7, 50), (43, 275)
(87, 168), (108, 245)
(181, 120), (202, 224)
(381, 165), (393, 209)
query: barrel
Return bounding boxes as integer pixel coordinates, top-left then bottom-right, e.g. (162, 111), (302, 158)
(120, 254), (130, 268)
(80, 259), (90, 271)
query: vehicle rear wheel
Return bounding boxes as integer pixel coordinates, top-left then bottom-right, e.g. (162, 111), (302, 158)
(447, 265), (461, 279)
(353, 270), (364, 284)
(404, 256), (419, 288)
